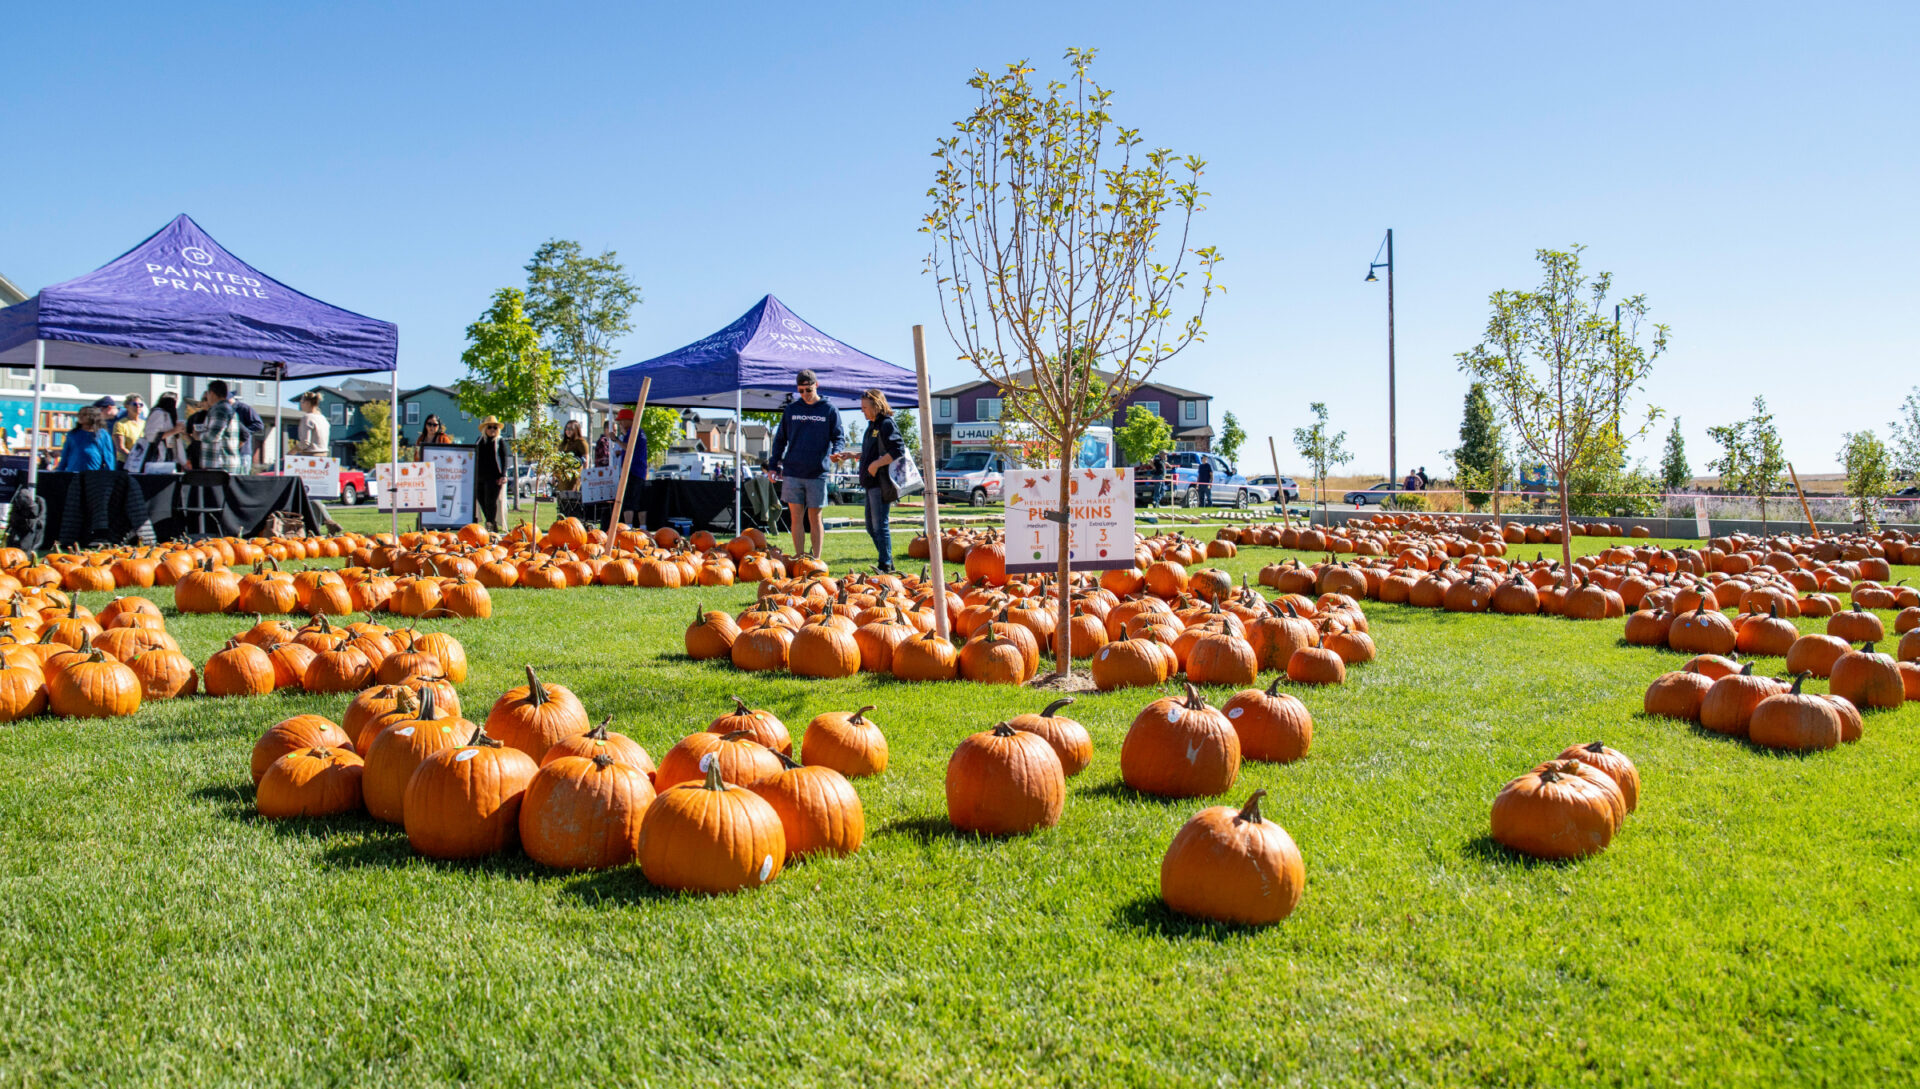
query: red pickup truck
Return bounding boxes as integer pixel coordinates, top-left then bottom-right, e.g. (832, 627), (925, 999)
(261, 467), (371, 504)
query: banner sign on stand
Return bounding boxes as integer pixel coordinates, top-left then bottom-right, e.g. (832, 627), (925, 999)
(284, 455), (341, 499)
(420, 445), (477, 528)
(581, 465), (618, 504)
(0, 456), (28, 505)
(376, 462), (436, 513)
(1003, 467), (1134, 574)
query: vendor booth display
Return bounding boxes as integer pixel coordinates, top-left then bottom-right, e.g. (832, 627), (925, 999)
(0, 215), (397, 547)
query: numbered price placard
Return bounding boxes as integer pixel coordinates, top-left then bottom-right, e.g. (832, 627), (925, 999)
(580, 465), (618, 504)
(1003, 467), (1134, 574)
(375, 461), (437, 513)
(284, 455), (341, 499)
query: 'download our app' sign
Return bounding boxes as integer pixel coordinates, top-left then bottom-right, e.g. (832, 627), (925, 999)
(1002, 467), (1135, 574)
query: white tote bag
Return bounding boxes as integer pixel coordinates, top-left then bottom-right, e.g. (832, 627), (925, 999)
(890, 451), (922, 493)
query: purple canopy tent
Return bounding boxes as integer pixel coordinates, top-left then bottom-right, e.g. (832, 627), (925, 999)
(0, 214), (399, 532)
(607, 294), (917, 533)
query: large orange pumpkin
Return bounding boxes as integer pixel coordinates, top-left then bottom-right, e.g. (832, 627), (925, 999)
(1160, 789), (1305, 926)
(747, 753), (865, 859)
(519, 753), (656, 870)
(1119, 684), (1240, 798)
(637, 758), (787, 894)
(945, 722), (1065, 836)
(402, 727), (540, 859)
(484, 665), (591, 762)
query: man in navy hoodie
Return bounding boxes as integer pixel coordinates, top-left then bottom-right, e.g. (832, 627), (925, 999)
(766, 369), (843, 559)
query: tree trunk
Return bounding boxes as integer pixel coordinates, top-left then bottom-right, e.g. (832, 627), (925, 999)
(1054, 431), (1074, 679)
(1559, 474), (1573, 586)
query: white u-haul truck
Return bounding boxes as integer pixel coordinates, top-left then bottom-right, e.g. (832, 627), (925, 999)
(935, 421), (1115, 506)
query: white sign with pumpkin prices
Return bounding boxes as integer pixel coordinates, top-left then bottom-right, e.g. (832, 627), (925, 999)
(1002, 467), (1135, 574)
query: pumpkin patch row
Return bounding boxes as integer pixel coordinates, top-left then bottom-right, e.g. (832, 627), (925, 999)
(252, 679), (876, 893)
(1490, 742), (1641, 860)
(1643, 649), (1903, 746)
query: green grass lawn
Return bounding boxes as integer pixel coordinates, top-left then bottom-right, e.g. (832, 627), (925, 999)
(1, 527), (1916, 1086)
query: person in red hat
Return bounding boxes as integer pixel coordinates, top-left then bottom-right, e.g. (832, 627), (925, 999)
(615, 407), (647, 528)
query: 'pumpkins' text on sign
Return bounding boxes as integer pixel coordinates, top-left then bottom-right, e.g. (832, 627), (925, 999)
(1003, 467), (1134, 574)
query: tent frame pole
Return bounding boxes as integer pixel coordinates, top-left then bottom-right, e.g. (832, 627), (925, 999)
(913, 325), (948, 639)
(389, 369), (399, 540)
(27, 340), (45, 488)
(735, 388), (743, 537)
(274, 366), (284, 475)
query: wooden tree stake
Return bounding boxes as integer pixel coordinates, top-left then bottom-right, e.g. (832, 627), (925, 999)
(1788, 461), (1820, 539)
(608, 376), (652, 536)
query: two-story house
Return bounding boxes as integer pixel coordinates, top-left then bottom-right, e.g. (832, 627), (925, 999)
(927, 368), (1213, 464)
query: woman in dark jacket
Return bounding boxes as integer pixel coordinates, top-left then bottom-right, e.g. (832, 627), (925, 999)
(854, 389), (908, 572)
(473, 417), (508, 531)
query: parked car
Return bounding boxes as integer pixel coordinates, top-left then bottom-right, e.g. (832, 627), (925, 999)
(260, 467), (371, 505)
(1135, 451), (1257, 508)
(935, 449), (1009, 506)
(1247, 474), (1299, 502)
(1343, 482), (1406, 506)
(827, 472), (865, 504)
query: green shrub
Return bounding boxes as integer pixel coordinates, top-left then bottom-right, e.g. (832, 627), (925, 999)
(1384, 492), (1432, 512)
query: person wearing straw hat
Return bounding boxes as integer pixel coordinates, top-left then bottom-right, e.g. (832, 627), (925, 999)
(474, 416), (508, 532)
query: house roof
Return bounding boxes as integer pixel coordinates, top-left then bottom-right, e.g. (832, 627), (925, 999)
(0, 272), (27, 307)
(930, 366), (1210, 400)
(1176, 425), (1214, 439)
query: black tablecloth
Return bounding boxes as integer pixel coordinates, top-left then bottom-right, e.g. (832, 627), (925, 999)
(32, 471), (328, 545)
(588, 479), (785, 535)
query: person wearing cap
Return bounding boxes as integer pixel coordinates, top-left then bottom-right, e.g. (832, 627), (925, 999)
(474, 416), (508, 531)
(766, 369), (842, 559)
(615, 407), (648, 529)
(111, 396), (145, 461)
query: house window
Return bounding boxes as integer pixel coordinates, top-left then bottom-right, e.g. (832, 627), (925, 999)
(937, 397), (954, 420)
(977, 398), (1002, 421)
(405, 402), (421, 425)
(1135, 401), (1161, 419)
(7, 368), (30, 379)
(164, 374), (179, 388)
(1182, 400), (1198, 422)
(329, 403), (345, 425)
(256, 381), (268, 396)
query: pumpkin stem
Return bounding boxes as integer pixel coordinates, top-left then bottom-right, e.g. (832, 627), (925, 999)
(1235, 789), (1268, 824)
(850, 705), (876, 723)
(1182, 681), (1205, 710)
(1265, 674), (1284, 697)
(1788, 673), (1807, 695)
(1040, 697), (1075, 718)
(1739, 661), (1754, 676)
(701, 757), (727, 791)
(990, 722), (1018, 737)
(730, 695), (752, 716)
(523, 664), (549, 707)
(592, 753), (615, 770)
(1864, 641), (1877, 654)
(1539, 769), (1564, 784)
(588, 715), (612, 740)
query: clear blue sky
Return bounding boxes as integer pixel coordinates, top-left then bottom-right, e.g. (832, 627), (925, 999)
(7, 1), (1915, 473)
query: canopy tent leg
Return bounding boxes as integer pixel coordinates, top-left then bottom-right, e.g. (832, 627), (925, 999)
(274, 367), (284, 475)
(389, 369), (399, 540)
(735, 387), (743, 538)
(27, 340), (44, 487)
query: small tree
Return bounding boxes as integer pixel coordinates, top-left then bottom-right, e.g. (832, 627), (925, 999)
(1453, 381), (1503, 507)
(456, 288), (566, 525)
(1216, 411), (1246, 465)
(1707, 397), (1786, 529)
(1659, 416), (1690, 492)
(1115, 404), (1174, 466)
(925, 48), (1221, 676)
(1292, 402), (1352, 525)
(524, 240), (641, 410)
(354, 401), (393, 471)
(1456, 246), (1667, 581)
(895, 409), (919, 453)
(513, 418), (578, 530)
(638, 407), (677, 468)
(1839, 429), (1891, 529)
(1888, 386), (1920, 487)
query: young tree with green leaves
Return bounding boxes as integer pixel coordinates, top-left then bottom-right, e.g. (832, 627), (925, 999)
(925, 48), (1220, 676)
(524, 240), (641, 411)
(353, 401), (393, 472)
(1453, 382), (1504, 508)
(456, 287), (567, 527)
(1216, 411), (1246, 466)
(1115, 404), (1174, 466)
(1707, 397), (1786, 528)
(1888, 386), (1920, 487)
(1292, 402), (1352, 526)
(1660, 416), (1691, 492)
(1839, 429), (1892, 529)
(1456, 246), (1667, 580)
(895, 409), (918, 453)
(640, 407), (677, 468)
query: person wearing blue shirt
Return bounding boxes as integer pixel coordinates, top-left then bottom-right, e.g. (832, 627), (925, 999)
(56, 405), (118, 472)
(618, 408), (649, 529)
(765, 369), (843, 559)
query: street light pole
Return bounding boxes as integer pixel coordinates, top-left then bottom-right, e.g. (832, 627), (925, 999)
(1367, 229), (1396, 486)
